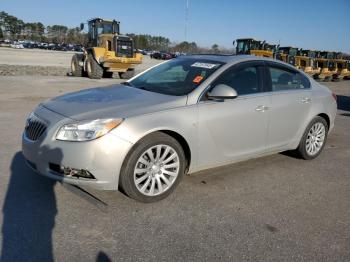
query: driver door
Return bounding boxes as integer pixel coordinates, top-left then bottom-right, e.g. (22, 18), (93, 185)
(196, 61), (270, 169)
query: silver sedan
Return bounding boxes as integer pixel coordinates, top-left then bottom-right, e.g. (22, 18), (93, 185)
(22, 55), (337, 202)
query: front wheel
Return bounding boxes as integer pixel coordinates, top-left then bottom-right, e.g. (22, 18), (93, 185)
(86, 54), (103, 79)
(119, 132), (186, 202)
(297, 116), (328, 160)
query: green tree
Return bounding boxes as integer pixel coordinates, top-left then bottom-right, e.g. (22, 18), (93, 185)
(211, 44), (219, 53)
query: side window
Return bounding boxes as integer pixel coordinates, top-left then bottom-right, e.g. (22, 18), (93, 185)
(269, 66), (310, 91)
(213, 66), (260, 96)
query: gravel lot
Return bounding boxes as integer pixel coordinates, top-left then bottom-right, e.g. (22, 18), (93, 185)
(0, 67), (349, 261)
(0, 47), (161, 76)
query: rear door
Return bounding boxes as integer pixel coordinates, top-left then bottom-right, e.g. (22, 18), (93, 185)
(265, 62), (312, 150)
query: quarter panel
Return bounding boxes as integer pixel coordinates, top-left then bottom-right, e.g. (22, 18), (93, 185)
(111, 106), (198, 172)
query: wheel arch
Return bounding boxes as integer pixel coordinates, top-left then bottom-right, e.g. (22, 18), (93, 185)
(158, 130), (191, 172)
(317, 113), (330, 130)
(122, 129), (192, 174)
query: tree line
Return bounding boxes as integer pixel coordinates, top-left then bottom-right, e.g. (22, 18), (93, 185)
(0, 11), (232, 53)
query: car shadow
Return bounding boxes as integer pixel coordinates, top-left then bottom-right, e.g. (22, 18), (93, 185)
(337, 95), (350, 111)
(96, 251), (112, 262)
(1, 151), (59, 262)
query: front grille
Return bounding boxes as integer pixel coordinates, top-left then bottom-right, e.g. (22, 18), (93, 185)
(25, 115), (47, 141)
(115, 36), (134, 58)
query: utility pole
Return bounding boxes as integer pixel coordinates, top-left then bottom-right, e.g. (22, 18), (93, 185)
(185, 0), (189, 42)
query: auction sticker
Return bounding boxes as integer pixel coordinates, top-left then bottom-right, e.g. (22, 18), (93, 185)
(191, 62), (220, 69)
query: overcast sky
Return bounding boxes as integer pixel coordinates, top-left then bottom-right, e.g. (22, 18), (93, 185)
(2, 0), (350, 53)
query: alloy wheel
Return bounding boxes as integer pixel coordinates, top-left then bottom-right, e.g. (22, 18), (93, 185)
(133, 144), (180, 196)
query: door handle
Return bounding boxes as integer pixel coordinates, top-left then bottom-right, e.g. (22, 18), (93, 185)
(255, 105), (269, 112)
(301, 97), (312, 103)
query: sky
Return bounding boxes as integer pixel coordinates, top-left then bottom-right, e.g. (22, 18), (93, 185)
(1, 0), (350, 53)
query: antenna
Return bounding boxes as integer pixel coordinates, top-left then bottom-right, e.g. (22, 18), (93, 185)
(185, 0), (189, 41)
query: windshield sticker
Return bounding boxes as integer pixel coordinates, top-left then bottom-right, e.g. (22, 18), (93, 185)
(191, 62), (220, 69)
(193, 75), (204, 84)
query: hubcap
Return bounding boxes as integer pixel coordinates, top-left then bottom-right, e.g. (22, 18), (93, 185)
(306, 122), (326, 156)
(133, 144), (180, 196)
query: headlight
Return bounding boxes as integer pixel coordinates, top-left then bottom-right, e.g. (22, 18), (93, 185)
(56, 118), (123, 141)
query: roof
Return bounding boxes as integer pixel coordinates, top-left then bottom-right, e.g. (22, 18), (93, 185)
(236, 38), (258, 41)
(182, 54), (278, 64)
(87, 18), (120, 23)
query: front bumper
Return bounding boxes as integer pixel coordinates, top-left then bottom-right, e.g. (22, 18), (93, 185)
(22, 106), (133, 190)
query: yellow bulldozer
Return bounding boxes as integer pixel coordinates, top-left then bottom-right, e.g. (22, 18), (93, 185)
(71, 18), (142, 79)
(235, 38), (276, 58)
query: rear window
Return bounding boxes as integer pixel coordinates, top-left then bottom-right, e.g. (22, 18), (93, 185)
(268, 66), (310, 91)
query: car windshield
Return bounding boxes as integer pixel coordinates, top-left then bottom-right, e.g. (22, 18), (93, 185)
(129, 58), (224, 96)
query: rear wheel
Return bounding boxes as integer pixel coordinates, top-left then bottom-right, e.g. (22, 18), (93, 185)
(297, 116), (328, 160)
(71, 54), (84, 77)
(86, 54), (103, 79)
(118, 68), (135, 79)
(119, 132), (186, 202)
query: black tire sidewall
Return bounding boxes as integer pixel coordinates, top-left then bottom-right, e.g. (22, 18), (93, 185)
(86, 54), (103, 79)
(120, 132), (186, 203)
(71, 54), (83, 77)
(298, 116), (328, 160)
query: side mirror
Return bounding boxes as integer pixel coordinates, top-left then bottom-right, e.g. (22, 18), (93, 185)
(207, 84), (238, 101)
(80, 23), (84, 31)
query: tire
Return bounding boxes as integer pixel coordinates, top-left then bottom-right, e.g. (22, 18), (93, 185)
(103, 71), (113, 78)
(86, 54), (103, 79)
(119, 132), (186, 203)
(118, 69), (135, 79)
(296, 116), (328, 160)
(71, 54), (84, 77)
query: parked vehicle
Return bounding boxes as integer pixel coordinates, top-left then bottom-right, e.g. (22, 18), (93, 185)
(235, 38), (276, 58)
(314, 51), (338, 81)
(70, 18), (142, 79)
(150, 51), (162, 59)
(22, 55), (337, 202)
(297, 50), (321, 76)
(10, 43), (24, 49)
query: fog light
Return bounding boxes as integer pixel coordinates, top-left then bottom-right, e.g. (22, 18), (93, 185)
(49, 163), (95, 179)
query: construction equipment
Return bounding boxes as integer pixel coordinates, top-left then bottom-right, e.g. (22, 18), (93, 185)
(314, 51), (338, 81)
(71, 18), (142, 79)
(346, 60), (350, 80)
(235, 38), (276, 58)
(332, 52), (350, 80)
(275, 46), (298, 66)
(297, 49), (320, 76)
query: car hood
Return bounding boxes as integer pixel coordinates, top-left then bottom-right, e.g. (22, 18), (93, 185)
(42, 84), (187, 120)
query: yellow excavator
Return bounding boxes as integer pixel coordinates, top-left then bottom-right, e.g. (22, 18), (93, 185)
(71, 18), (142, 79)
